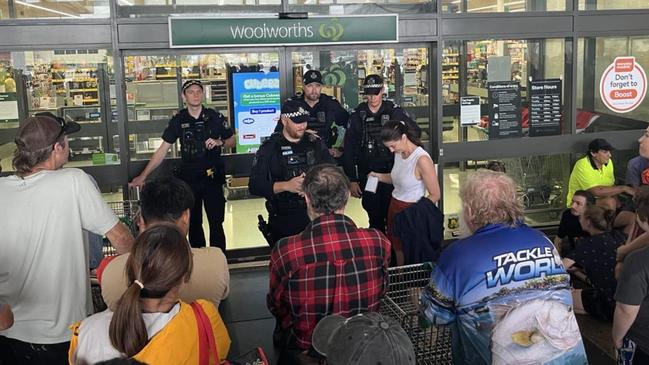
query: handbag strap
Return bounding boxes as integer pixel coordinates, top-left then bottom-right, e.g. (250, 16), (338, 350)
(191, 302), (221, 365)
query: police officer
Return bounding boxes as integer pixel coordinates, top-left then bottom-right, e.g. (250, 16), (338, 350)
(249, 99), (334, 247)
(343, 74), (419, 233)
(277, 70), (349, 157)
(130, 80), (235, 251)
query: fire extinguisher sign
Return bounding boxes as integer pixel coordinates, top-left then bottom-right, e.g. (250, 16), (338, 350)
(600, 56), (647, 113)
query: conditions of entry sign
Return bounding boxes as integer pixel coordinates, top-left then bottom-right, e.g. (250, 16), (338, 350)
(600, 56), (647, 113)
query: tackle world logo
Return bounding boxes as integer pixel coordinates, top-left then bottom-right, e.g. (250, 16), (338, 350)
(319, 18), (344, 41)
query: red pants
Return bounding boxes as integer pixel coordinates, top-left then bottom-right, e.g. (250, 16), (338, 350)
(387, 197), (415, 265)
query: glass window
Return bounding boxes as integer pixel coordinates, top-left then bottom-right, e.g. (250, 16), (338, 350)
(117, 0), (281, 18)
(579, 0), (649, 10)
(0, 0), (109, 19)
(442, 154), (570, 239)
(124, 55), (181, 162)
(576, 36), (649, 133)
(442, 38), (568, 143)
(0, 49), (114, 172)
(290, 47), (430, 147)
(124, 52), (280, 161)
(441, 0), (565, 13)
(288, 0), (435, 14)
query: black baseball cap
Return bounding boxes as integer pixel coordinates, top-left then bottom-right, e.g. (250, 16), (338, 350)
(181, 79), (203, 94)
(303, 70), (323, 86)
(16, 112), (80, 152)
(312, 312), (416, 365)
(281, 99), (313, 124)
(588, 138), (614, 153)
(363, 74), (384, 95)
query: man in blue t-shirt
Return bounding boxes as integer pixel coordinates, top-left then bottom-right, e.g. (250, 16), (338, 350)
(420, 169), (588, 365)
(626, 127), (649, 187)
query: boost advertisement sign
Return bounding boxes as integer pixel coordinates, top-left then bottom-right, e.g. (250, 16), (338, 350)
(231, 72), (281, 153)
(600, 57), (647, 113)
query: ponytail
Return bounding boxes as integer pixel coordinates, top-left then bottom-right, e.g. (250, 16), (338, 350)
(108, 224), (192, 357)
(109, 282), (148, 357)
(380, 120), (422, 147)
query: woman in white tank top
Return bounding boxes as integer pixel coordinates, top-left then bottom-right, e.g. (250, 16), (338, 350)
(369, 120), (440, 266)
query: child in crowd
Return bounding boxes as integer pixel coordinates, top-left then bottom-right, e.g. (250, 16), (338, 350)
(562, 206), (626, 320)
(69, 224), (230, 364)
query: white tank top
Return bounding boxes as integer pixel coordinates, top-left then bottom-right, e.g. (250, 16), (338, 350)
(391, 146), (430, 203)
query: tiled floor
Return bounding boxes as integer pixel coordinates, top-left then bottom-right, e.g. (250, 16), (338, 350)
(219, 267), (278, 363)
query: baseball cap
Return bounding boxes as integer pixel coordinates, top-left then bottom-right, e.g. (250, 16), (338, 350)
(311, 312), (416, 365)
(15, 113), (80, 152)
(588, 138), (614, 152)
(363, 74), (384, 95)
(281, 99), (313, 124)
(303, 70), (323, 86)
(181, 79), (203, 94)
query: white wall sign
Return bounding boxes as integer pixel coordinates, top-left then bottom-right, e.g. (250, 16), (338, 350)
(600, 56), (647, 113)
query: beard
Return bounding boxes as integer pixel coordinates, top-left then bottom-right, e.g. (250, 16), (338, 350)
(305, 92), (319, 103)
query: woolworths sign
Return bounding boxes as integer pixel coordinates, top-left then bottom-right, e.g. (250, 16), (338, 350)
(169, 15), (398, 48)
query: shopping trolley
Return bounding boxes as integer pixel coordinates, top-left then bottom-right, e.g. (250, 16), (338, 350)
(91, 194), (140, 313)
(380, 263), (453, 365)
(104, 200), (140, 256)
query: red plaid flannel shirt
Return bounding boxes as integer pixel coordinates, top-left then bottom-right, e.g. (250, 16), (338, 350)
(267, 213), (391, 349)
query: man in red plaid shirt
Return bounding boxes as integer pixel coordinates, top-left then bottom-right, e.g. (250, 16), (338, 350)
(267, 164), (391, 364)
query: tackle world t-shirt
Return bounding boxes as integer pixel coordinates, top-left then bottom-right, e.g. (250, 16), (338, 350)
(420, 223), (588, 365)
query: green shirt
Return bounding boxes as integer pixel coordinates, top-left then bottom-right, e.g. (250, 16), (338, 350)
(566, 155), (615, 207)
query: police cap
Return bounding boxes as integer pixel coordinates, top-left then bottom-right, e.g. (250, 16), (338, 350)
(363, 74), (384, 95)
(181, 79), (203, 94)
(303, 70), (323, 86)
(281, 99), (313, 124)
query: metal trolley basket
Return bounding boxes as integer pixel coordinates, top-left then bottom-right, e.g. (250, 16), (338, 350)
(104, 200), (140, 256)
(90, 200), (139, 313)
(380, 263), (453, 364)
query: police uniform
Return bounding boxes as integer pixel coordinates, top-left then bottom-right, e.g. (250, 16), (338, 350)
(343, 74), (419, 233)
(275, 70), (349, 148)
(161, 106), (233, 250)
(249, 101), (334, 247)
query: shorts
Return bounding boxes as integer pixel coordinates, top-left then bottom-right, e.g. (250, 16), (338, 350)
(581, 287), (615, 321)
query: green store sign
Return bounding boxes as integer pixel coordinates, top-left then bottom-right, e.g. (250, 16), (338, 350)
(169, 15), (398, 48)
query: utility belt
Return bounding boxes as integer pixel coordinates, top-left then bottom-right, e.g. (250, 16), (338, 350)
(176, 166), (221, 181)
(359, 161), (392, 176)
(266, 198), (306, 215)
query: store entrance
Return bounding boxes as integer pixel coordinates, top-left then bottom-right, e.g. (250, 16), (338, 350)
(286, 45), (432, 149)
(122, 44), (433, 254)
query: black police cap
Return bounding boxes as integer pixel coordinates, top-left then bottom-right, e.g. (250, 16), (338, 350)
(281, 100), (313, 124)
(303, 70), (323, 86)
(181, 79), (203, 94)
(363, 74), (384, 95)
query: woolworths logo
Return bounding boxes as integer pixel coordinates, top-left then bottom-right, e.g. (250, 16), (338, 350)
(169, 16), (398, 47)
(319, 19), (344, 41)
(230, 22), (315, 40)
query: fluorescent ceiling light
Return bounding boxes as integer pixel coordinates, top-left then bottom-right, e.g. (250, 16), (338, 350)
(14, 0), (81, 18)
(118, 0), (134, 5)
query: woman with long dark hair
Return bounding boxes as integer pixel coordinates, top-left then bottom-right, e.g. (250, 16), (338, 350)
(69, 224), (230, 364)
(562, 205), (626, 320)
(370, 120), (441, 266)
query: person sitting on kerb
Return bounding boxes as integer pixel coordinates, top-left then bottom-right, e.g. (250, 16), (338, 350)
(98, 176), (229, 310)
(419, 169), (588, 365)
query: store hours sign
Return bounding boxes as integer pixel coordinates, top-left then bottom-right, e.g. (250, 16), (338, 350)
(169, 15), (398, 48)
(600, 57), (647, 113)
